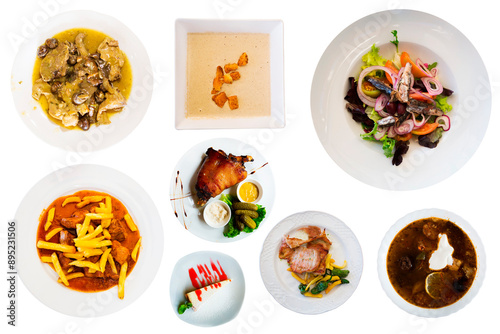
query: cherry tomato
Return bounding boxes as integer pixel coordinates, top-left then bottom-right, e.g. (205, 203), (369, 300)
(361, 80), (381, 98)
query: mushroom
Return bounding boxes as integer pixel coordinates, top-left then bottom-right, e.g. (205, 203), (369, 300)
(77, 114), (90, 131)
(94, 90), (105, 103)
(45, 38), (58, 49)
(37, 44), (49, 58)
(72, 92), (90, 105)
(50, 81), (62, 94)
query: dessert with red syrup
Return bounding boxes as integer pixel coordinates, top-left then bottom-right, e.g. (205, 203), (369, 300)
(178, 259), (232, 314)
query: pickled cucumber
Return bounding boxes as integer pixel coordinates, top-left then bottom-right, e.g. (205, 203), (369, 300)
(235, 210), (259, 218)
(241, 215), (257, 229)
(234, 217), (245, 231)
(232, 202), (258, 211)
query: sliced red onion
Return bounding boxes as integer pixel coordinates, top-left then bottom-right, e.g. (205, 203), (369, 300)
(373, 126), (388, 140)
(421, 77), (443, 96)
(357, 66), (399, 107)
(375, 93), (390, 114)
(436, 115), (451, 131)
(411, 112), (429, 129)
(430, 67), (438, 77)
(415, 58), (433, 77)
(395, 119), (414, 135)
(387, 125), (396, 138)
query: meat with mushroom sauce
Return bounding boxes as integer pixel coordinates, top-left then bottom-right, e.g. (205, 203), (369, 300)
(32, 28), (131, 130)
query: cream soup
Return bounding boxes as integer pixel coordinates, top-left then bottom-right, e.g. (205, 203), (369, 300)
(186, 33), (271, 119)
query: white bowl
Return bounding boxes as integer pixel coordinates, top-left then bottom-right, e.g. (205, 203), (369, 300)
(11, 10), (153, 151)
(377, 208), (486, 317)
(203, 200), (232, 228)
(236, 179), (263, 203)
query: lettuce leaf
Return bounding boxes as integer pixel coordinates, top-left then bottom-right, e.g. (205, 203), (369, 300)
(435, 95), (453, 113)
(362, 44), (387, 68)
(360, 122), (396, 158)
(365, 106), (382, 123)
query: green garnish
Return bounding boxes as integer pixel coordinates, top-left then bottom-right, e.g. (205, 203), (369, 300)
(390, 30), (399, 52)
(427, 62), (438, 70)
(178, 301), (193, 314)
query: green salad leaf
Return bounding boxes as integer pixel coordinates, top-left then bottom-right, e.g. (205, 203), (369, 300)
(435, 95), (453, 113)
(360, 122), (396, 158)
(361, 44), (387, 69)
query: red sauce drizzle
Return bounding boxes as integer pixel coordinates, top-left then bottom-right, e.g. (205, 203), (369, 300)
(188, 258), (228, 292)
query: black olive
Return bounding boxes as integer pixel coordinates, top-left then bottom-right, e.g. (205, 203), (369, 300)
(50, 81), (62, 94)
(45, 38), (58, 49)
(37, 44), (49, 58)
(77, 115), (90, 131)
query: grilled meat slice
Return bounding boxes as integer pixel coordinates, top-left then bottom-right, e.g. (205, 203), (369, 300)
(279, 226), (332, 275)
(195, 148), (253, 206)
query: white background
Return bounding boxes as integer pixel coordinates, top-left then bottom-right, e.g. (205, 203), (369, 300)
(1, 0), (498, 333)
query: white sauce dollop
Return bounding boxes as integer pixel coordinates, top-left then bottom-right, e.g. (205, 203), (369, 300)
(429, 233), (454, 270)
(204, 202), (229, 227)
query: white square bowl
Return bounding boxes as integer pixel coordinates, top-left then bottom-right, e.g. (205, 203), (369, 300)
(175, 19), (285, 129)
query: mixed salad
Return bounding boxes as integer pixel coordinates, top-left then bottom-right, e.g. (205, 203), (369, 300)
(344, 31), (453, 165)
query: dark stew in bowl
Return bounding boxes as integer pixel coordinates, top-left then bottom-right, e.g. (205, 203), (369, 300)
(386, 217), (476, 308)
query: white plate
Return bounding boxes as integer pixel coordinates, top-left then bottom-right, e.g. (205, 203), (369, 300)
(311, 10), (491, 190)
(175, 19), (285, 129)
(260, 211), (363, 314)
(170, 251), (245, 327)
(377, 208), (486, 317)
(11, 10), (153, 151)
(15, 164), (163, 316)
(170, 137), (275, 242)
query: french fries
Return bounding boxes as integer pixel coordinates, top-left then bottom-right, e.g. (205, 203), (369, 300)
(62, 196), (81, 207)
(123, 214), (137, 232)
(100, 248), (112, 272)
(69, 260), (101, 272)
(131, 237), (141, 262)
(118, 262), (128, 299)
(51, 252), (68, 286)
(37, 240), (75, 253)
(37, 191), (141, 300)
(45, 227), (63, 241)
(58, 272), (84, 283)
(44, 207), (55, 231)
